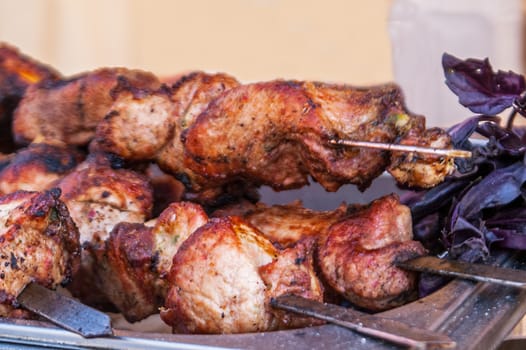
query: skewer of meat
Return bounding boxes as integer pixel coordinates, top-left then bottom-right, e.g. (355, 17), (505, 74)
(87, 191), (424, 332)
(90, 72), (456, 203)
(4, 50), (463, 205)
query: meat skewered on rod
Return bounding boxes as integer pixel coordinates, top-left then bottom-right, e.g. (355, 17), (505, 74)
(89, 73), (458, 201)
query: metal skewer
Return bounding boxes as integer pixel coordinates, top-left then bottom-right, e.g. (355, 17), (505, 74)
(271, 295), (456, 349)
(329, 139), (472, 158)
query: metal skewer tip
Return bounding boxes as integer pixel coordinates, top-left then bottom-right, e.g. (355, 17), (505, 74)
(329, 139), (472, 158)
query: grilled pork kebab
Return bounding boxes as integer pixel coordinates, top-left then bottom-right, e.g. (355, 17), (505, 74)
(7, 65), (454, 202)
(89, 72), (453, 196)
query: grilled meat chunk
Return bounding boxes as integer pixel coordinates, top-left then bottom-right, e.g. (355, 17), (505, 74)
(155, 71), (240, 187)
(388, 127), (455, 188)
(0, 189), (80, 317)
(94, 201), (208, 322)
(91, 71), (240, 186)
(92, 76), (453, 198)
(0, 43), (60, 153)
(160, 216), (324, 334)
(317, 194), (427, 311)
(238, 201), (350, 247)
(13, 68), (160, 146)
(0, 141), (84, 195)
(56, 154), (154, 308)
(184, 81), (453, 192)
(258, 237), (324, 330)
(90, 71), (247, 205)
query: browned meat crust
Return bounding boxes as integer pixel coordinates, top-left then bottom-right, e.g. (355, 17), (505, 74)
(184, 81), (453, 192)
(0, 141), (85, 195)
(240, 201), (350, 247)
(0, 189), (80, 317)
(56, 154), (154, 308)
(259, 237), (324, 330)
(13, 68), (160, 146)
(160, 216), (324, 334)
(94, 202), (208, 322)
(317, 194), (427, 311)
(92, 75), (453, 200)
(0, 43), (61, 153)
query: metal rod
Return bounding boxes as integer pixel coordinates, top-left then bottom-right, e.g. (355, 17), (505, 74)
(329, 139), (472, 158)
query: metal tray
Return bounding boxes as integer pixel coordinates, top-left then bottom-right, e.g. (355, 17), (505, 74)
(0, 176), (524, 349)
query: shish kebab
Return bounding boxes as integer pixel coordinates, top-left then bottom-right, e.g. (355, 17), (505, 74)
(1, 41), (467, 196)
(11, 67), (462, 202)
(3, 41), (520, 340)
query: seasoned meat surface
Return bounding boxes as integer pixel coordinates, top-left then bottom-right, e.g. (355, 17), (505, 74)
(388, 127), (455, 188)
(95, 201), (208, 322)
(160, 216), (324, 334)
(0, 141), (84, 195)
(0, 43), (61, 153)
(91, 71), (241, 194)
(0, 189), (79, 317)
(56, 154), (154, 308)
(184, 81), (453, 192)
(161, 216), (277, 334)
(13, 68), (160, 146)
(91, 76), (453, 202)
(156, 71), (240, 187)
(240, 200), (350, 247)
(91, 85), (176, 160)
(317, 194), (427, 311)
(259, 237), (324, 330)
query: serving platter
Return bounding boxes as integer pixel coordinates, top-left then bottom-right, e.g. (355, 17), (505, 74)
(0, 175), (524, 349)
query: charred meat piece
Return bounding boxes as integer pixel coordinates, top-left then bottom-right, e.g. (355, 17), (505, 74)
(93, 77), (453, 196)
(90, 84), (176, 161)
(155, 71), (240, 187)
(0, 141), (85, 195)
(184, 81), (453, 192)
(91, 71), (240, 186)
(238, 200), (351, 247)
(90, 71), (247, 206)
(56, 153), (153, 308)
(259, 237), (324, 330)
(317, 194), (427, 311)
(0, 189), (80, 318)
(160, 216), (324, 334)
(13, 68), (160, 146)
(144, 163), (185, 217)
(0, 43), (60, 152)
(94, 201), (208, 322)
(388, 127), (455, 188)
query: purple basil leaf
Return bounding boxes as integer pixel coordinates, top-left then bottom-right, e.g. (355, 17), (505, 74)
(447, 115), (500, 146)
(476, 122), (526, 156)
(453, 162), (526, 220)
(487, 207), (526, 227)
(486, 207), (526, 249)
(445, 215), (489, 262)
(442, 53), (525, 114)
(412, 212), (443, 250)
(406, 179), (470, 222)
(491, 228), (526, 249)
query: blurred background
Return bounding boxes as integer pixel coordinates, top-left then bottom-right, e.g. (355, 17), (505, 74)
(0, 0), (524, 126)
